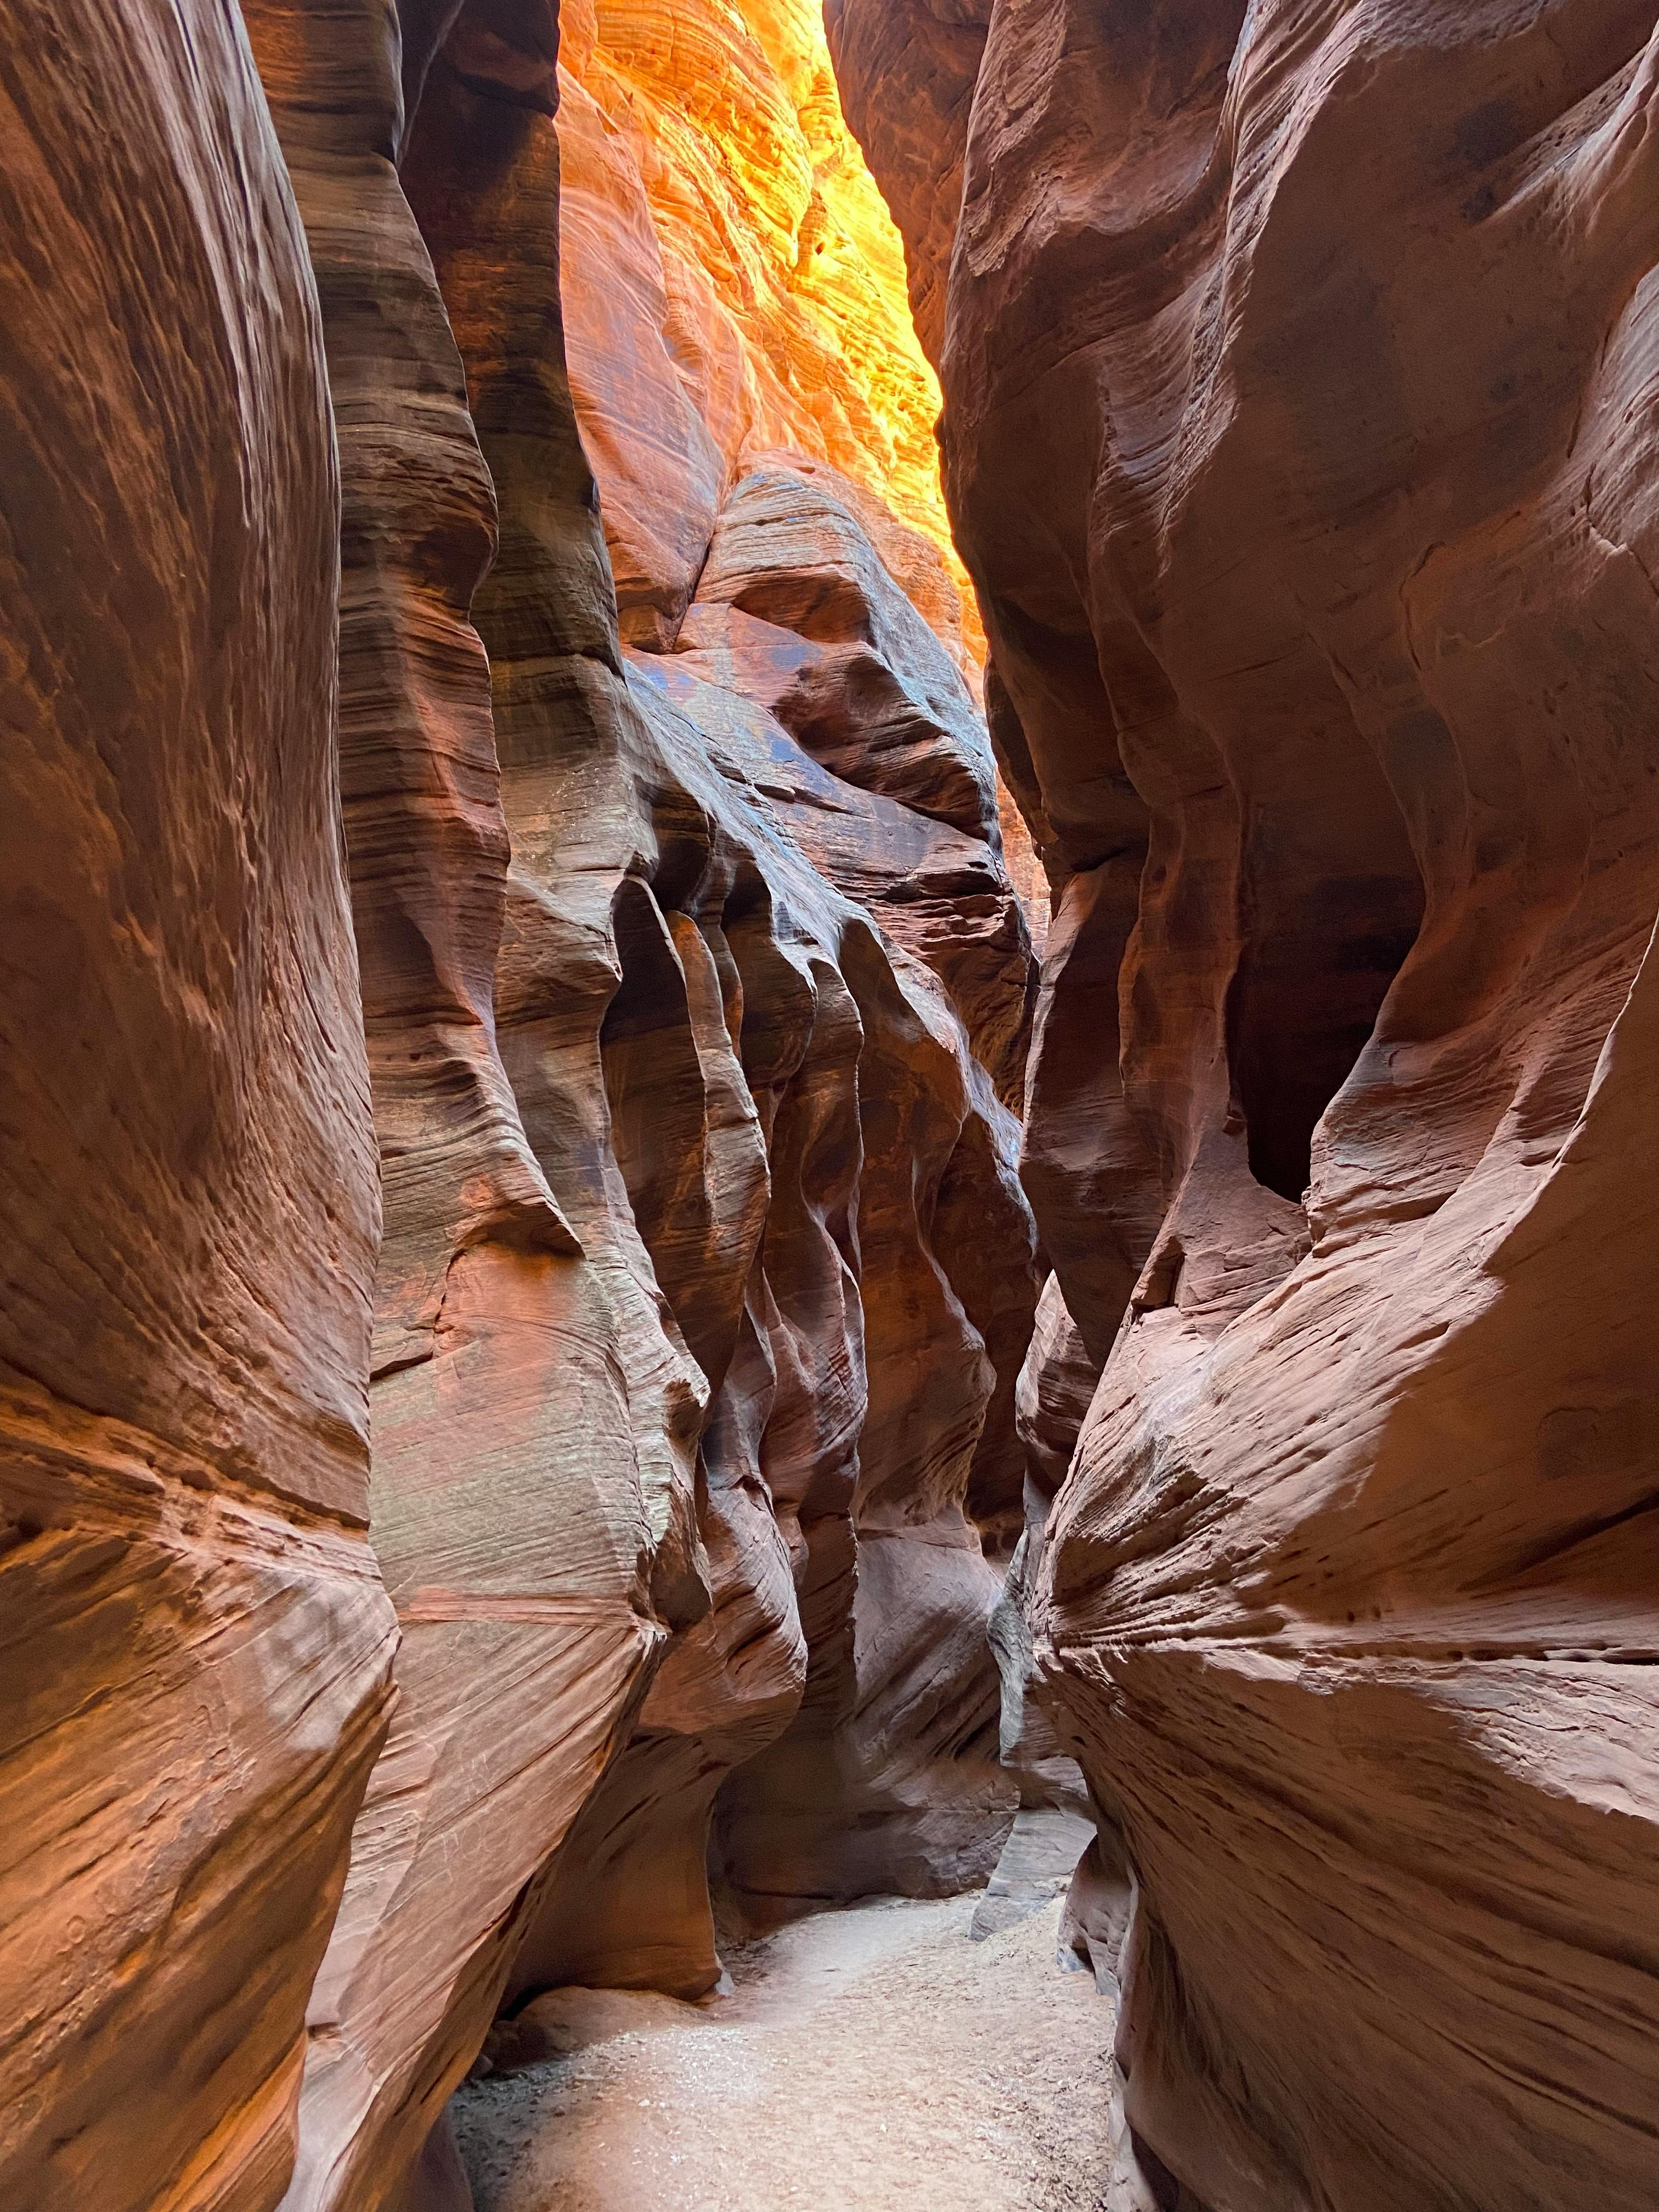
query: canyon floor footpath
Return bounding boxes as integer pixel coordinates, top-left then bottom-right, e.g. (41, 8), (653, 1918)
(453, 1890), (1115, 2210)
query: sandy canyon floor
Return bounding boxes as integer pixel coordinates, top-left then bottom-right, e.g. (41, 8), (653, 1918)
(452, 1891), (1115, 2211)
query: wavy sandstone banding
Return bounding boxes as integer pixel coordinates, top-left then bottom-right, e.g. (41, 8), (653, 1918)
(658, 463), (1035, 1103)
(403, 0), (1030, 2149)
(0, 1), (394, 2205)
(829, 2), (1659, 2207)
(6, 0), (1043, 2199)
(238, 3), (713, 2200)
(556, 0), (967, 624)
(822, 0), (989, 369)
(547, 0), (1042, 1101)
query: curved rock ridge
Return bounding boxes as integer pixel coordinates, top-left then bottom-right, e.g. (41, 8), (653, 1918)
(402, 0), (1037, 1984)
(822, 0), (989, 371)
(648, 459), (1037, 1105)
(550, 0), (1059, 993)
(0, 2), (395, 2207)
(827, 3), (1659, 2208)
(250, 0), (1037, 2196)
(3, 2), (1042, 2208)
(548, 0), (1041, 1091)
(237, 7), (699, 2204)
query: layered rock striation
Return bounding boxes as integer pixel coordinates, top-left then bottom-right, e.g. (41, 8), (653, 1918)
(2, 1), (1039, 2207)
(0, 7), (397, 2207)
(552, 0), (968, 650)
(260, 0), (1037, 2193)
(830, 3), (1659, 2207)
(548, 0), (1039, 1092)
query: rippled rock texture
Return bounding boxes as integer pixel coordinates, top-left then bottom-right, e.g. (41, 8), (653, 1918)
(0, 3), (394, 2205)
(554, 0), (969, 651)
(262, 0), (1034, 2194)
(830, 3), (1659, 2208)
(3, 0), (1037, 2205)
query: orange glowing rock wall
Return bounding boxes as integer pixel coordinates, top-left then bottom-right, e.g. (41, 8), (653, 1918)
(556, 0), (979, 663)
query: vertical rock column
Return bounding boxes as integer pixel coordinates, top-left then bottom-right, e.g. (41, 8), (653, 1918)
(240, 2), (691, 2202)
(0, 1), (396, 2206)
(401, 7), (861, 1989)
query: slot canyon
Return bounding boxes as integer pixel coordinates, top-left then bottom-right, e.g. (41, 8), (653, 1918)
(3, 0), (1658, 2207)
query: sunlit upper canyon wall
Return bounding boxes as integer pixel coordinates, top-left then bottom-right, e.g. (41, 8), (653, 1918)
(556, 0), (959, 639)
(1, 0), (1040, 2207)
(553, 0), (1049, 936)
(826, 2), (1659, 2209)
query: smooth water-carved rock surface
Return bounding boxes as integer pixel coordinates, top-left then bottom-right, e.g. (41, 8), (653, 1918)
(0, 0), (1044, 2203)
(0, 3), (394, 2205)
(242, 5), (696, 2202)
(4, 0), (1040, 2203)
(830, 3), (1659, 2207)
(554, 0), (970, 644)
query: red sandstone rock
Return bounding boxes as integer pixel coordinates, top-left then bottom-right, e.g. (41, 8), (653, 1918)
(545, 8), (1039, 1093)
(240, 5), (716, 2200)
(556, 0), (968, 623)
(6, 0), (1041, 2200)
(708, 889), (1029, 1904)
(695, 467), (997, 840)
(1014, 1276), (1099, 1509)
(554, 65), (726, 647)
(405, 0), (1036, 2070)
(988, 1273), (1099, 1814)
(660, 540), (1035, 1099)
(833, 3), (1659, 2205)
(761, 450), (979, 677)
(0, 3), (395, 2205)
(822, 0), (989, 368)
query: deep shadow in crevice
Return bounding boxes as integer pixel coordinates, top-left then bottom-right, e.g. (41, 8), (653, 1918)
(1226, 851), (1424, 1206)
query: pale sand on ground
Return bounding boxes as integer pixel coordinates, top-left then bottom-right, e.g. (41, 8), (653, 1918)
(452, 1893), (1116, 2211)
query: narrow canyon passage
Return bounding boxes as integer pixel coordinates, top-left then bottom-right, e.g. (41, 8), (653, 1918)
(454, 1888), (1113, 2212)
(5, 3), (1659, 2211)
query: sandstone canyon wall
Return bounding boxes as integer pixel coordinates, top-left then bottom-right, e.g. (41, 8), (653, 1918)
(828, 2), (1659, 2208)
(552, 0), (961, 637)
(1, 1), (1039, 2207)
(551, 0), (1052, 934)
(0, 7), (397, 2205)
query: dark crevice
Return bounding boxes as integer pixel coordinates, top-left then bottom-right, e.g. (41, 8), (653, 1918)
(1227, 854), (1424, 1205)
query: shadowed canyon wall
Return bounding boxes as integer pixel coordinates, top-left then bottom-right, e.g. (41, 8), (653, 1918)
(19, 0), (1658, 2206)
(1, 0), (1039, 2206)
(827, 2), (1659, 2208)
(0, 7), (397, 2204)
